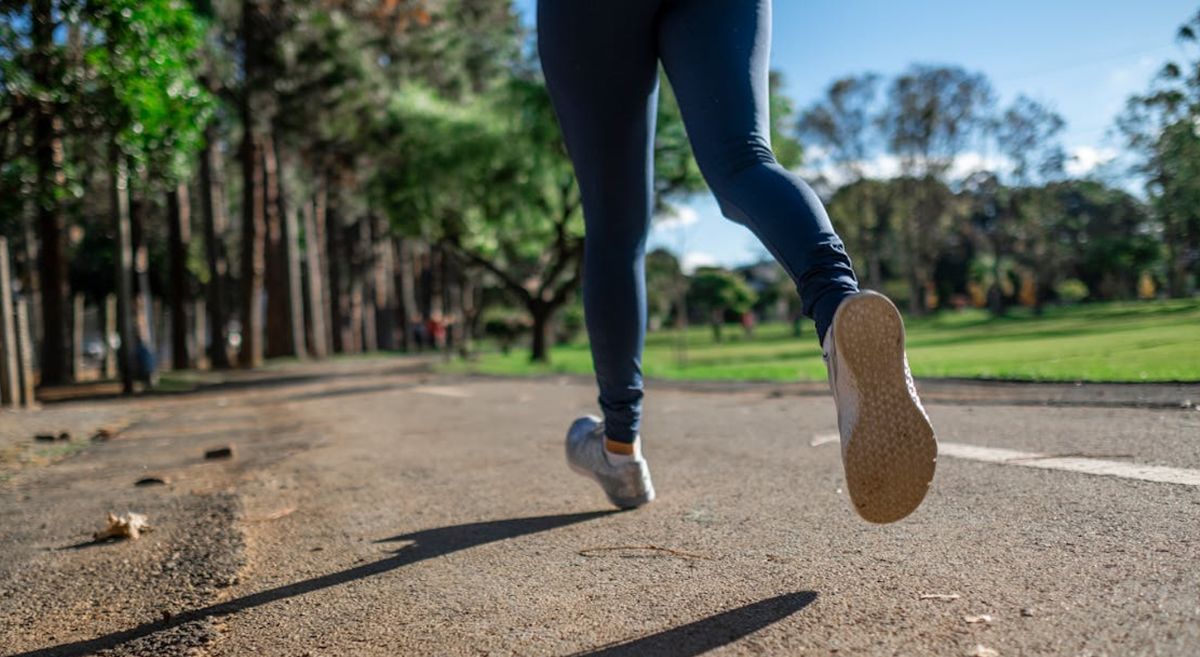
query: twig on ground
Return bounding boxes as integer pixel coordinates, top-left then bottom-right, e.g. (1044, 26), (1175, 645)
(577, 545), (711, 560)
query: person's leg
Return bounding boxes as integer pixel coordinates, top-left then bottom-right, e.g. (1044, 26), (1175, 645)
(657, 0), (935, 524)
(538, 0), (661, 445)
(656, 0), (858, 343)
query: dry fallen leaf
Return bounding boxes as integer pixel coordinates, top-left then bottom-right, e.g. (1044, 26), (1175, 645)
(968, 645), (998, 657)
(919, 593), (961, 601)
(93, 512), (151, 541)
(964, 614), (994, 624)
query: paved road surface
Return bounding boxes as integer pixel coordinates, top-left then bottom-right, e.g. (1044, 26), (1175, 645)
(1, 359), (1198, 656)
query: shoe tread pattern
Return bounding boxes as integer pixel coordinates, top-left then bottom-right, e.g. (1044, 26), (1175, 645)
(833, 292), (937, 523)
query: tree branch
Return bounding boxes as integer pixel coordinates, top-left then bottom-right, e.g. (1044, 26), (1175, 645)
(547, 239), (585, 308)
(536, 177), (582, 299)
(443, 239), (532, 305)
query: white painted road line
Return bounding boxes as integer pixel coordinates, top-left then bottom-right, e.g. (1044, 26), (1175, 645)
(938, 442), (1200, 488)
(810, 434), (1200, 487)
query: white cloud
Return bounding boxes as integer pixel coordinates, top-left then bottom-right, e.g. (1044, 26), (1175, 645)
(858, 153), (904, 180)
(1065, 145), (1118, 177)
(680, 251), (717, 274)
(949, 152), (1012, 179)
(654, 205), (699, 231)
(804, 151), (1011, 185)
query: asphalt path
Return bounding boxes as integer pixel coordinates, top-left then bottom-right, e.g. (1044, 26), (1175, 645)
(1, 359), (1197, 656)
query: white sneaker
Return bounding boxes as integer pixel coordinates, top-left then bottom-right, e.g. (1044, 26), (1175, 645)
(824, 291), (937, 523)
(566, 416), (655, 509)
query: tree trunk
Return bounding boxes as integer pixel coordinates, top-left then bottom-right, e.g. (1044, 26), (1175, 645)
(371, 213), (396, 351)
(20, 206), (42, 361)
(239, 130), (266, 368)
(988, 244), (1004, 317)
(262, 132), (290, 357)
(281, 166), (307, 359)
(867, 202), (887, 288)
(199, 125), (232, 368)
(0, 238), (20, 406)
(32, 0), (68, 385)
(905, 179), (929, 316)
(345, 217), (365, 354)
(442, 247), (461, 358)
(238, 0), (268, 368)
(357, 217), (375, 352)
(168, 183), (192, 369)
(302, 194), (328, 358)
(129, 185), (155, 380)
(326, 190), (346, 353)
(110, 149), (136, 394)
(1166, 219), (1189, 298)
(428, 243), (443, 320)
(396, 238), (418, 352)
(459, 273), (478, 357)
(530, 304), (551, 362)
(316, 181), (334, 355)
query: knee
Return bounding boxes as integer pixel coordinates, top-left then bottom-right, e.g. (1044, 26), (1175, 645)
(697, 135), (778, 220)
(698, 135), (777, 188)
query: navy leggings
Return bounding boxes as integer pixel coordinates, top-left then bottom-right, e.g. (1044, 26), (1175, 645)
(538, 0), (859, 443)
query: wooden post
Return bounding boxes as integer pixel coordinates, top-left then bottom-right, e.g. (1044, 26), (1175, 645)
(0, 238), (19, 407)
(103, 294), (117, 379)
(192, 297), (206, 370)
(16, 298), (36, 408)
(72, 293), (85, 380)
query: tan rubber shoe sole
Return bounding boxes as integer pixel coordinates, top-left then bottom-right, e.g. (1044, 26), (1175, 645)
(831, 292), (937, 523)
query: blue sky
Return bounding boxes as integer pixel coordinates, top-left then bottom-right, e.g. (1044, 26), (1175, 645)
(513, 0), (1197, 269)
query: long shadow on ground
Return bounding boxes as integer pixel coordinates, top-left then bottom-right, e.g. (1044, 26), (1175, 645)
(12, 511), (613, 657)
(566, 591), (817, 656)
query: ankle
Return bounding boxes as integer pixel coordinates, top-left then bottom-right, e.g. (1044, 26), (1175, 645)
(604, 437), (640, 464)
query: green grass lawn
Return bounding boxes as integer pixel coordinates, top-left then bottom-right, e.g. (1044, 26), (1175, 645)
(448, 299), (1200, 383)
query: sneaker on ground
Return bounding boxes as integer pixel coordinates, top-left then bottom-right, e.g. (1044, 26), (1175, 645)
(565, 416), (655, 510)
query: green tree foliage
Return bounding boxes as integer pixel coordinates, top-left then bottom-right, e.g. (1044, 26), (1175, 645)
(686, 267), (757, 342)
(645, 247), (686, 330)
(87, 0), (213, 180)
(798, 73), (880, 181)
(1, 0), (1191, 386)
(880, 64), (993, 314)
(1117, 8), (1200, 297)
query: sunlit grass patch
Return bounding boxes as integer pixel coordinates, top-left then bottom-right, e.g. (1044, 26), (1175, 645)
(447, 299), (1200, 383)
